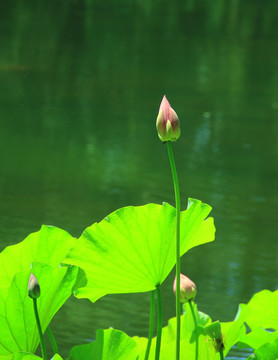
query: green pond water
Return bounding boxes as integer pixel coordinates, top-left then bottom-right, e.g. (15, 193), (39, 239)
(0, 1), (278, 358)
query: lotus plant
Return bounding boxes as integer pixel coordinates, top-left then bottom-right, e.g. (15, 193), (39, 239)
(28, 273), (47, 360)
(156, 95), (182, 360)
(174, 274), (199, 360)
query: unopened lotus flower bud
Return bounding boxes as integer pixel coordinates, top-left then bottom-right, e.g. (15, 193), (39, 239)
(173, 274), (196, 303)
(28, 273), (40, 299)
(156, 95), (181, 142)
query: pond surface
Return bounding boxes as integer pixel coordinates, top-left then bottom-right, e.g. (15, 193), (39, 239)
(0, 0), (278, 358)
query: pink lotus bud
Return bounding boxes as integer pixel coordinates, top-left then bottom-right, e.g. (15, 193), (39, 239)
(156, 95), (181, 142)
(173, 274), (196, 303)
(28, 273), (40, 299)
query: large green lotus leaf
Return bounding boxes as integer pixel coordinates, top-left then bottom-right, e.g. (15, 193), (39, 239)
(219, 304), (247, 356)
(159, 312), (217, 360)
(12, 354), (63, 360)
(198, 304), (246, 357)
(68, 328), (138, 360)
(131, 337), (147, 360)
(0, 225), (75, 289)
(134, 303), (212, 360)
(12, 354), (42, 360)
(181, 302), (211, 341)
(247, 338), (278, 360)
(65, 198), (215, 301)
(134, 312), (217, 360)
(135, 303), (246, 360)
(0, 262), (78, 356)
(238, 327), (278, 351)
(244, 290), (278, 330)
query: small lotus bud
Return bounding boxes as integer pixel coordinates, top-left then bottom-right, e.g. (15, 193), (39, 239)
(173, 274), (196, 303)
(156, 95), (181, 142)
(28, 273), (40, 299)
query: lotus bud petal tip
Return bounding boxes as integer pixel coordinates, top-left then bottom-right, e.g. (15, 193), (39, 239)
(28, 273), (40, 299)
(156, 95), (181, 142)
(173, 274), (196, 303)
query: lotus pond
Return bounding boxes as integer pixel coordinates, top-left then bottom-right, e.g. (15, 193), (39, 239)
(0, 1), (278, 359)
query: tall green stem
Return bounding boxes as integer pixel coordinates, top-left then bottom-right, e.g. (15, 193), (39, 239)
(166, 141), (181, 360)
(46, 326), (58, 355)
(33, 298), (47, 360)
(219, 347), (225, 360)
(188, 300), (199, 360)
(145, 290), (155, 360)
(155, 284), (162, 360)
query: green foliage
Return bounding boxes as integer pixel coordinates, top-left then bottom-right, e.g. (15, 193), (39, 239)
(11, 354), (63, 360)
(244, 290), (278, 330)
(238, 290), (278, 359)
(0, 226), (78, 356)
(68, 329), (138, 360)
(0, 263), (77, 355)
(64, 198), (215, 302)
(12, 353), (43, 360)
(0, 203), (277, 360)
(0, 226), (75, 287)
(219, 305), (247, 356)
(238, 327), (278, 350)
(246, 338), (278, 360)
(134, 302), (246, 360)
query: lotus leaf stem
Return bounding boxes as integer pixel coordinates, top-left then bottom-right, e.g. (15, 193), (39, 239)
(145, 290), (155, 360)
(188, 300), (199, 360)
(166, 141), (181, 360)
(33, 298), (47, 360)
(220, 347), (225, 360)
(155, 284), (162, 360)
(46, 326), (58, 355)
